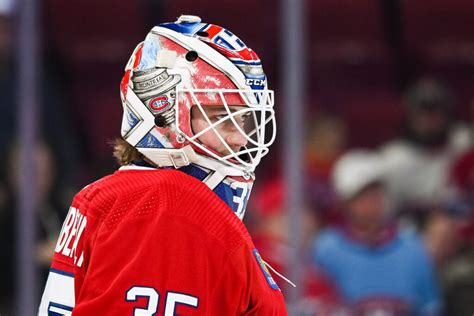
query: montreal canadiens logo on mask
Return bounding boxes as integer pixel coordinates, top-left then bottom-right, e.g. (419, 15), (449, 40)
(150, 96), (170, 112)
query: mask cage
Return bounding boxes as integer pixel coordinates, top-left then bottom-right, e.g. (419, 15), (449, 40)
(176, 88), (276, 172)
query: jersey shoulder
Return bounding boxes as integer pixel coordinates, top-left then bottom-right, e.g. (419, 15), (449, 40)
(157, 169), (252, 253)
(78, 168), (251, 253)
(68, 168), (183, 232)
(72, 168), (193, 214)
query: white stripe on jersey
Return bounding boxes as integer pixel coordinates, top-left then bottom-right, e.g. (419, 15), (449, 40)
(38, 269), (75, 315)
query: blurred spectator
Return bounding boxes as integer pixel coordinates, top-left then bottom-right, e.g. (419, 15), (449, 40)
(0, 1), (80, 205)
(250, 178), (318, 271)
(423, 211), (461, 268)
(380, 78), (471, 221)
(0, 4), (79, 312)
(451, 95), (474, 149)
(437, 149), (474, 316)
(0, 141), (66, 314)
(305, 114), (348, 221)
(446, 149), (474, 217)
(248, 178), (344, 315)
(312, 150), (442, 316)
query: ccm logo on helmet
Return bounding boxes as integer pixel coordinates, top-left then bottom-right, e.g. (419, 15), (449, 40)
(150, 96), (170, 112)
(245, 79), (266, 87)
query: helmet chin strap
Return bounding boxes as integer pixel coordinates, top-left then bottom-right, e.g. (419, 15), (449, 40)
(139, 145), (254, 189)
(139, 146), (198, 169)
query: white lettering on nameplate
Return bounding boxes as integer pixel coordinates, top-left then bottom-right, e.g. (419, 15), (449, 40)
(55, 206), (87, 267)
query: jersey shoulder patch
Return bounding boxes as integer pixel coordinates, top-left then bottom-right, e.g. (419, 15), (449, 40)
(253, 248), (280, 291)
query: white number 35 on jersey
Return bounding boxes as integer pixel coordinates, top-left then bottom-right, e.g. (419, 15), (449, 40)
(126, 286), (198, 316)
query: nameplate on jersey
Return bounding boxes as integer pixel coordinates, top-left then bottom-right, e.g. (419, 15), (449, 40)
(54, 206), (87, 267)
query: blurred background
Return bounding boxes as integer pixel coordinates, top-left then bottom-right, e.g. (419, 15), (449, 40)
(1, 0), (473, 315)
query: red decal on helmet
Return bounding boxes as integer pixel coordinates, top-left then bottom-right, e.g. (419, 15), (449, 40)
(120, 70), (132, 99)
(133, 44), (144, 68)
(205, 25), (222, 38)
(120, 44), (144, 99)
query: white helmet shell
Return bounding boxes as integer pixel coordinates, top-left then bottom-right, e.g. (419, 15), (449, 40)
(119, 17), (276, 177)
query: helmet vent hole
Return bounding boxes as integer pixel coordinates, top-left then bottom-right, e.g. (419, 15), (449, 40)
(185, 51), (199, 62)
(154, 114), (167, 127)
(196, 31), (209, 37)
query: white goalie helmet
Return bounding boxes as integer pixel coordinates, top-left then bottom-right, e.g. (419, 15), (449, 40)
(120, 15), (276, 182)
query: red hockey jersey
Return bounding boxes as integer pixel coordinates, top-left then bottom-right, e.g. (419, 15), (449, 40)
(39, 167), (288, 315)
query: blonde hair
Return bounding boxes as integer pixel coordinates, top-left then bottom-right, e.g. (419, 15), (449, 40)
(112, 138), (144, 166)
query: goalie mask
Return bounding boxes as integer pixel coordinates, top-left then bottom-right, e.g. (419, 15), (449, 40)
(120, 15), (276, 219)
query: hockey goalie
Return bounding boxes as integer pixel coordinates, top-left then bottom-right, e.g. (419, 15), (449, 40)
(38, 15), (286, 316)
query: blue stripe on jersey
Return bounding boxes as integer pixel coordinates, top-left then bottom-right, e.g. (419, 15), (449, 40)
(179, 164), (209, 181)
(48, 302), (74, 316)
(50, 268), (74, 278)
(49, 302), (73, 311)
